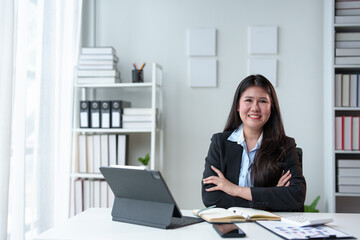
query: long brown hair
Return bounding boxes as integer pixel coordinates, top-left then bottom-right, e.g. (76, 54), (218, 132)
(224, 75), (288, 187)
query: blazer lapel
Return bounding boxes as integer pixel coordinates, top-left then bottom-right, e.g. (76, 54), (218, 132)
(225, 140), (243, 185)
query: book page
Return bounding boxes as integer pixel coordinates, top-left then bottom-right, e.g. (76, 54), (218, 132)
(228, 207), (278, 218)
(199, 208), (236, 217)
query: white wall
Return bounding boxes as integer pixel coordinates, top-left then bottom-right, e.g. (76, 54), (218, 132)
(91, 0), (325, 211)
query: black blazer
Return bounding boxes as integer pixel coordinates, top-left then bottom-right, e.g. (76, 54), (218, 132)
(202, 131), (306, 211)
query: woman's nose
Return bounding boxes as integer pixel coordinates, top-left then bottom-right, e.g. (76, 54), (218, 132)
(251, 102), (260, 110)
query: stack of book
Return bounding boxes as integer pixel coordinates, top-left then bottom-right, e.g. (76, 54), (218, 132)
(335, 116), (360, 151)
(337, 159), (360, 193)
(72, 178), (114, 216)
(335, 73), (360, 107)
(335, 0), (360, 24)
(335, 32), (360, 65)
(122, 108), (154, 129)
(78, 134), (128, 174)
(77, 47), (120, 84)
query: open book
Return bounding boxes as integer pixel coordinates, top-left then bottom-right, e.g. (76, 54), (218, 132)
(193, 207), (280, 223)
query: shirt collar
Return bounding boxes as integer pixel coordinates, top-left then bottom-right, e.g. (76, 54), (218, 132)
(227, 124), (263, 150)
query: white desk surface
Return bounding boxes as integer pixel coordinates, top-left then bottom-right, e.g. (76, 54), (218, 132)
(34, 208), (360, 240)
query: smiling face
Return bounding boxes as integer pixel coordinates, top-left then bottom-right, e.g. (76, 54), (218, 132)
(237, 86), (272, 134)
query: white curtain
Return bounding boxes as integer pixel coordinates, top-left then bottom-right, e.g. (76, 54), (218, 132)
(0, 0), (15, 239)
(4, 0), (83, 239)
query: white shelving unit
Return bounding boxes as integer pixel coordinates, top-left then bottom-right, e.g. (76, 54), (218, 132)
(69, 63), (163, 215)
(324, 0), (360, 213)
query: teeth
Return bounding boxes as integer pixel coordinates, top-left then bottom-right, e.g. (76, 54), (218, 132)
(249, 115), (260, 118)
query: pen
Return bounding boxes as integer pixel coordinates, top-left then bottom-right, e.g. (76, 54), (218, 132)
(133, 63), (138, 70)
(139, 62), (146, 71)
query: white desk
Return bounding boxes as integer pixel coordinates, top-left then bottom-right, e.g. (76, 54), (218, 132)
(34, 208), (360, 240)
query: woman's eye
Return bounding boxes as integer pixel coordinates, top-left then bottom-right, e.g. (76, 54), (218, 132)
(245, 99), (252, 102)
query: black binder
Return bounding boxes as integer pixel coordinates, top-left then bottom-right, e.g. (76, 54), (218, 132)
(90, 101), (101, 128)
(79, 101), (90, 128)
(110, 100), (131, 128)
(100, 101), (111, 128)
(99, 167), (203, 229)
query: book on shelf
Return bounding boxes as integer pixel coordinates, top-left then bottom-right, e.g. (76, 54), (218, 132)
(335, 74), (342, 107)
(335, 116), (360, 151)
(74, 179), (84, 215)
(79, 59), (116, 65)
(91, 180), (101, 208)
(80, 101), (90, 128)
(338, 185), (360, 193)
(336, 41), (360, 48)
(86, 135), (94, 173)
(336, 1), (360, 9)
(77, 77), (120, 84)
(90, 101), (101, 128)
(93, 135), (101, 173)
(122, 121), (152, 129)
(192, 207), (280, 223)
(100, 101), (111, 129)
(72, 179), (113, 215)
(342, 74), (350, 107)
(79, 54), (118, 62)
(335, 56), (360, 65)
(335, 116), (343, 150)
(79, 100), (130, 129)
(117, 135), (128, 166)
(123, 107), (154, 115)
(353, 117), (360, 150)
(101, 134), (109, 167)
(110, 101), (131, 128)
(77, 134), (129, 173)
(338, 168), (360, 177)
(78, 135), (87, 173)
(81, 47), (116, 55)
(336, 8), (360, 16)
(77, 64), (116, 70)
(335, 15), (360, 24)
(100, 180), (108, 208)
(350, 74), (358, 107)
(336, 48), (360, 57)
(69, 178), (76, 217)
(108, 185), (115, 207)
(108, 134), (117, 166)
(338, 159), (360, 167)
(344, 116), (352, 151)
(83, 179), (91, 210)
(122, 114), (153, 122)
(335, 32), (360, 41)
(77, 69), (120, 78)
(338, 176), (360, 185)
(357, 74), (360, 107)
(335, 73), (360, 107)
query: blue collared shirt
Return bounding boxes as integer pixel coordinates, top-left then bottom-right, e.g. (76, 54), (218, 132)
(227, 124), (263, 187)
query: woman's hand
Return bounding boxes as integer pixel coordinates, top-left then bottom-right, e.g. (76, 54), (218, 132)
(277, 170), (291, 187)
(202, 166), (252, 201)
(203, 166), (238, 196)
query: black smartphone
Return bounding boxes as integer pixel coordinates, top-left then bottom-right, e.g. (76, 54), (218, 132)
(213, 223), (246, 238)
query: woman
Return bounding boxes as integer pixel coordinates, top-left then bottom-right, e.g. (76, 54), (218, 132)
(202, 75), (306, 211)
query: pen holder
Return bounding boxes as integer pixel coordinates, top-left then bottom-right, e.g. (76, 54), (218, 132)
(132, 70), (144, 83)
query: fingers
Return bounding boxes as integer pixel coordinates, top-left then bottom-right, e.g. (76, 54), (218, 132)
(205, 186), (219, 192)
(202, 175), (218, 185)
(211, 165), (224, 178)
(277, 170), (292, 187)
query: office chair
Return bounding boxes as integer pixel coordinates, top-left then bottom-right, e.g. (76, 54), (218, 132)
(296, 147), (303, 173)
(296, 147), (304, 212)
